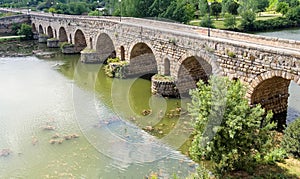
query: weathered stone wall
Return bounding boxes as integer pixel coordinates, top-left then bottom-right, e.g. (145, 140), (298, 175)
(25, 11), (300, 116)
(0, 15), (30, 35)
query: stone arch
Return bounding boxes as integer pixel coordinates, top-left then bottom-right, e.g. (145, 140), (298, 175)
(96, 33), (116, 61)
(248, 70), (299, 129)
(120, 46), (125, 61)
(176, 55), (213, 94)
(38, 24), (44, 34)
(163, 58), (171, 75)
(74, 29), (87, 52)
(128, 42), (158, 77)
(58, 27), (68, 42)
(47, 26), (54, 38)
(32, 23), (37, 33)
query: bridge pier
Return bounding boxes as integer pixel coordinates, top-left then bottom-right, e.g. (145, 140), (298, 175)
(80, 50), (101, 63)
(47, 38), (59, 48)
(38, 34), (48, 43)
(151, 75), (179, 98)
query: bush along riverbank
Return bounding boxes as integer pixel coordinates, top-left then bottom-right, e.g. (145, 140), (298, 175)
(187, 76), (300, 178)
(0, 38), (39, 57)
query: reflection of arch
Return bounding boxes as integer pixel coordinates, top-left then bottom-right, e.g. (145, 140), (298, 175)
(32, 23), (37, 33)
(38, 25), (44, 34)
(120, 46), (125, 61)
(58, 27), (68, 42)
(128, 42), (157, 76)
(176, 56), (212, 94)
(96, 33), (115, 61)
(74, 29), (87, 52)
(47, 26), (53, 38)
(164, 58), (170, 75)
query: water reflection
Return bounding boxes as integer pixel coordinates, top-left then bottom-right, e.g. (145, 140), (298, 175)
(0, 56), (196, 178)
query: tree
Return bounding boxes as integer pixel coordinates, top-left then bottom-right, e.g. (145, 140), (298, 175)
(198, 0), (208, 16)
(276, 2), (289, 16)
(257, 0), (269, 15)
(210, 1), (222, 20)
(224, 14), (237, 29)
(199, 15), (214, 28)
(282, 118), (300, 158)
(286, 6), (300, 24)
(189, 76), (275, 173)
(17, 23), (33, 40)
(240, 10), (256, 31)
(222, 0), (239, 15)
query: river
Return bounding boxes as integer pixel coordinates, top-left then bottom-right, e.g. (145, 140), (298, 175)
(0, 53), (196, 178)
(256, 28), (300, 123)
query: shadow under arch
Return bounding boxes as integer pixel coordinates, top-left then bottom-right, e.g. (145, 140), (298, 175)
(59, 27), (68, 42)
(96, 33), (116, 63)
(47, 26), (54, 38)
(176, 55), (213, 95)
(248, 71), (300, 130)
(38, 24), (44, 34)
(127, 42), (158, 78)
(74, 29), (87, 53)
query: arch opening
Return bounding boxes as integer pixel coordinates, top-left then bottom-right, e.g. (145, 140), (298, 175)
(47, 26), (54, 38)
(251, 76), (291, 130)
(164, 58), (170, 76)
(120, 46), (125, 61)
(74, 29), (87, 53)
(32, 23), (37, 33)
(176, 56), (212, 95)
(128, 42), (157, 78)
(38, 25), (44, 34)
(59, 27), (68, 42)
(89, 37), (93, 49)
(96, 33), (116, 62)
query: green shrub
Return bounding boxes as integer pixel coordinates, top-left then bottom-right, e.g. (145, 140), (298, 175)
(282, 118), (300, 158)
(263, 148), (287, 164)
(60, 42), (74, 49)
(17, 24), (33, 40)
(107, 57), (120, 63)
(189, 76), (275, 174)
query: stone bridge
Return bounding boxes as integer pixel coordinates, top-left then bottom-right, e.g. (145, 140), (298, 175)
(1, 8), (300, 122)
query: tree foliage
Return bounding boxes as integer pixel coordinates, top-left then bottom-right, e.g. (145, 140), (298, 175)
(276, 2), (290, 15)
(210, 1), (222, 20)
(189, 76), (275, 173)
(17, 23), (33, 40)
(282, 118), (300, 158)
(224, 14), (237, 29)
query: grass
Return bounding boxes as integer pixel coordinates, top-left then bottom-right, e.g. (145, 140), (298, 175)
(0, 35), (24, 42)
(189, 11), (282, 30)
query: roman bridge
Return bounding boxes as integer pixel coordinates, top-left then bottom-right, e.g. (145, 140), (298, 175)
(1, 8), (300, 121)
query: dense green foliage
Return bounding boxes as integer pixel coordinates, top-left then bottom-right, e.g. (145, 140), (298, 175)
(17, 23), (33, 40)
(0, 0), (299, 30)
(282, 118), (300, 158)
(189, 76), (276, 174)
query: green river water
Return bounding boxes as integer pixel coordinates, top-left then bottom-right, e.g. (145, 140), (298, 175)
(0, 53), (196, 178)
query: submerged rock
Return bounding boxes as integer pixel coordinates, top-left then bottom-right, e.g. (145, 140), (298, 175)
(0, 149), (11, 157)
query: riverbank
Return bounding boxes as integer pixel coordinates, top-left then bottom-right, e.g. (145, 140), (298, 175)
(0, 37), (39, 57)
